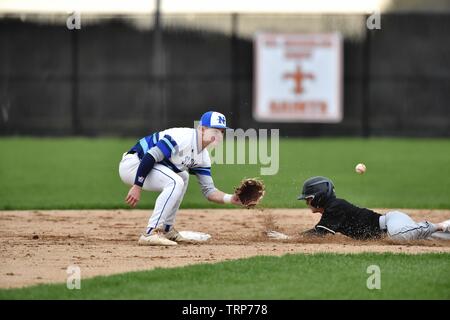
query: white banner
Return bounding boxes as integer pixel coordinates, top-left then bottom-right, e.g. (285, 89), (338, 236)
(253, 33), (343, 122)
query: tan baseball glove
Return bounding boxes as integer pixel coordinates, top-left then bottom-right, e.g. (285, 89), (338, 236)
(234, 178), (265, 208)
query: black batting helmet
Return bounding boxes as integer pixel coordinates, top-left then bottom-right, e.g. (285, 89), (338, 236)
(297, 176), (336, 208)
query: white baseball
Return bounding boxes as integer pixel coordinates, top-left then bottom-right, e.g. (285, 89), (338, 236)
(355, 163), (366, 174)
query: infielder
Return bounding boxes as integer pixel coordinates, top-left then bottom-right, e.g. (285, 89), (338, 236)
(119, 111), (241, 246)
(297, 176), (450, 241)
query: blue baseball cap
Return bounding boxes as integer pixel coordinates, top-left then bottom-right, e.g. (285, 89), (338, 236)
(199, 111), (230, 129)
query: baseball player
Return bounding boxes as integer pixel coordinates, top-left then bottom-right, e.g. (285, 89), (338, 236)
(119, 111), (242, 246)
(297, 176), (450, 241)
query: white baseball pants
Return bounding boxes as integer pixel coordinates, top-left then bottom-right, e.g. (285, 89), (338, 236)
(119, 152), (189, 234)
(379, 211), (437, 241)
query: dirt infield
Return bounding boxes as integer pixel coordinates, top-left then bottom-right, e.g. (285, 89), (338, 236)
(1, 209), (449, 288)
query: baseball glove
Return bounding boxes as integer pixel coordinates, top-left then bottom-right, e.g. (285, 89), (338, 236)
(234, 178), (265, 207)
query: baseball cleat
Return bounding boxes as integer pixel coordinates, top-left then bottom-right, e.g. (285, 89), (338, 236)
(164, 228), (193, 243)
(440, 219), (450, 233)
(138, 232), (177, 246)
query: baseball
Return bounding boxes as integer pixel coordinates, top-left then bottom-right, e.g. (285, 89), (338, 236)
(355, 163), (366, 174)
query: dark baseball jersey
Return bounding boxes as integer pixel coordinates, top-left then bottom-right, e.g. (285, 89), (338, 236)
(310, 198), (384, 240)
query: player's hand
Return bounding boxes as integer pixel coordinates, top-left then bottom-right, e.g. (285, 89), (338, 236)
(126, 185), (142, 207)
(231, 194), (242, 206)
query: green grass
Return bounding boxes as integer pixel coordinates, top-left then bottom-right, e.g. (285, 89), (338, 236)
(1, 253), (449, 299)
(0, 137), (449, 210)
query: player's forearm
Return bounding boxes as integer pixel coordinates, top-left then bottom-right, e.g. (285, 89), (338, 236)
(302, 228), (331, 237)
(134, 153), (156, 187)
(207, 190), (226, 203)
(302, 228), (321, 237)
(207, 190), (233, 204)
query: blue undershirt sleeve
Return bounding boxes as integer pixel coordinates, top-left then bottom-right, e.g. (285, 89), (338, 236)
(134, 153), (156, 187)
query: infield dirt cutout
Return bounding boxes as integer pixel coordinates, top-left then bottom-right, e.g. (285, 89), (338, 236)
(1, 209), (449, 288)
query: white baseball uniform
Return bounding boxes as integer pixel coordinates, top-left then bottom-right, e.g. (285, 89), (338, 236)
(119, 127), (217, 234)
